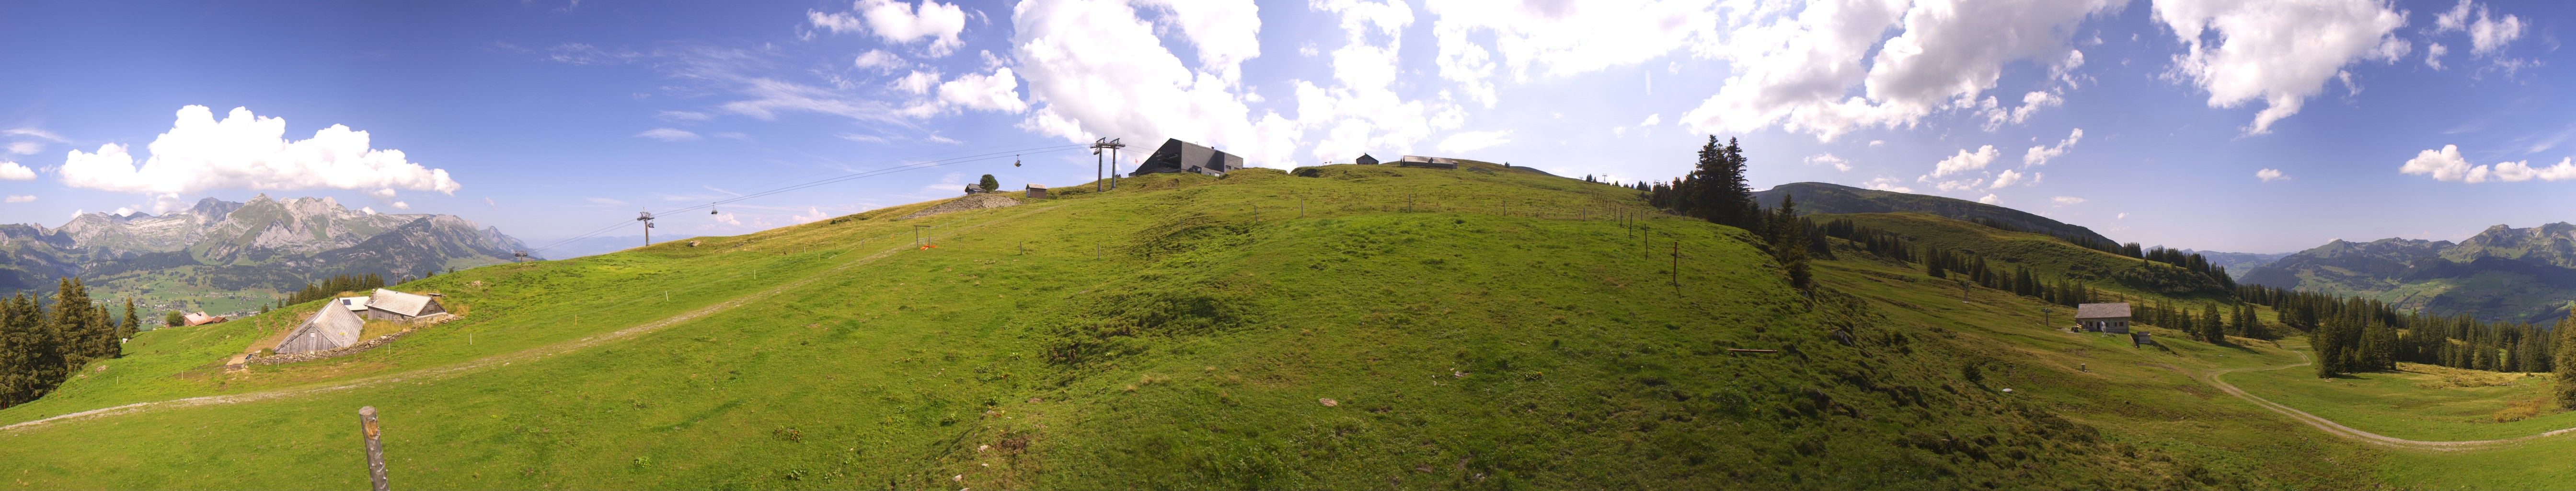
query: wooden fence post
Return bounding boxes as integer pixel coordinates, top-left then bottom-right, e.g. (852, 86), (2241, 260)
(358, 406), (389, 491)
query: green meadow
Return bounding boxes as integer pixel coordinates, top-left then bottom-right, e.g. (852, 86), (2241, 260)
(1, 162), (2572, 489)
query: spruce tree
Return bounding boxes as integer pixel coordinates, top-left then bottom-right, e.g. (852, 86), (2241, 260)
(2314, 318), (2344, 378)
(1767, 196), (1811, 291)
(2556, 313), (2576, 408)
(119, 298), (138, 342)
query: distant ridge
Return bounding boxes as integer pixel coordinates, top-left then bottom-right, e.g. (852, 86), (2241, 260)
(0, 195), (530, 314)
(1752, 182), (2116, 246)
(2242, 222), (2576, 323)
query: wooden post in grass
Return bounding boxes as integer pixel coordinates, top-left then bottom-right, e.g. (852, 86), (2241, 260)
(1300, 196), (1306, 218)
(1671, 240), (1680, 290)
(358, 406), (389, 491)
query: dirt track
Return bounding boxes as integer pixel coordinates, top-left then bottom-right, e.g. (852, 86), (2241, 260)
(2200, 351), (2576, 450)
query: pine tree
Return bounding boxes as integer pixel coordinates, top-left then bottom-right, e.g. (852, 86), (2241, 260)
(2314, 317), (2345, 378)
(2199, 303), (2225, 344)
(2556, 313), (2576, 408)
(118, 298), (138, 343)
(1767, 196), (1811, 291)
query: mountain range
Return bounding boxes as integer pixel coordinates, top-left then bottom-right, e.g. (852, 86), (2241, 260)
(0, 195), (529, 313)
(2242, 222), (2576, 323)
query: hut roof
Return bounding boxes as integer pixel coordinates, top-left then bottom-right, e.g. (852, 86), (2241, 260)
(1025, 184), (1048, 189)
(340, 296), (370, 311)
(276, 304), (365, 354)
(2074, 303), (2132, 319)
(366, 289), (439, 317)
(182, 312), (226, 326)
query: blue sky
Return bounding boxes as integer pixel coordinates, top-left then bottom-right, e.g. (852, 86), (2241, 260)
(0, 0), (2570, 254)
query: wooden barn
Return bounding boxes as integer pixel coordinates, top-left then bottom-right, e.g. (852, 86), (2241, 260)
(1025, 184), (1048, 199)
(1355, 153), (1379, 165)
(2076, 303), (2132, 334)
(363, 289), (448, 323)
(275, 298), (367, 354)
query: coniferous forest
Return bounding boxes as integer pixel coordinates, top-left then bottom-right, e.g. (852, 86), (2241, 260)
(0, 279), (134, 409)
(1634, 136), (2557, 379)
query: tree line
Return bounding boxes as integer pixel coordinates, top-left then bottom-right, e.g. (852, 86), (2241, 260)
(2239, 284), (2559, 376)
(1631, 136), (1825, 290)
(1636, 134), (2576, 396)
(270, 273), (388, 312)
(0, 279), (137, 409)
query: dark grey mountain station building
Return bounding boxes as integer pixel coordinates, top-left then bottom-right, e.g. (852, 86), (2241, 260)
(1131, 139), (1242, 176)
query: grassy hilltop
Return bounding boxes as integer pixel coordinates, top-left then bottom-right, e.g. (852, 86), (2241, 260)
(0, 161), (2566, 489)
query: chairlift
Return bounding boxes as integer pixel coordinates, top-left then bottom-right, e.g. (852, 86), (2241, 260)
(1013, 154), (1022, 167)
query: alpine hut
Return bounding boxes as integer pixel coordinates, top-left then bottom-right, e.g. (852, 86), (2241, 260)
(1025, 184), (1049, 199)
(1131, 139), (1242, 176)
(275, 298), (367, 354)
(1355, 153), (1380, 165)
(2076, 303), (2133, 334)
(363, 289), (448, 323)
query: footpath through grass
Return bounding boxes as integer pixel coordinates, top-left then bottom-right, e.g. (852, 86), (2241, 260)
(2223, 361), (2574, 441)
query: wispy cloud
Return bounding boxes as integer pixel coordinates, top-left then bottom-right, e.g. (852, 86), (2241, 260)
(635, 128), (702, 141)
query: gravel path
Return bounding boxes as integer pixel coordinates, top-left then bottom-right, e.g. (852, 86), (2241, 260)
(2201, 351), (2576, 451)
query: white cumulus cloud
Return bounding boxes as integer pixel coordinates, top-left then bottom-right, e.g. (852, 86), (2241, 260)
(1978, 193), (2000, 204)
(2256, 168), (2288, 182)
(1805, 153), (1851, 172)
(810, 0), (969, 57)
(2436, 0), (2525, 57)
(1012, 0), (1300, 167)
(1990, 169), (2026, 189)
(3, 195), (33, 203)
(2151, 0), (2407, 134)
(852, 49), (909, 71)
(1425, 0), (1721, 106)
(0, 161), (33, 180)
(1930, 145), (2000, 178)
(905, 67), (1027, 116)
(58, 105), (460, 197)
(2399, 144), (2576, 183)
(1863, 176), (1914, 194)
(2024, 128), (2083, 166)
(2051, 196), (2085, 205)
(1680, 0), (2118, 141)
